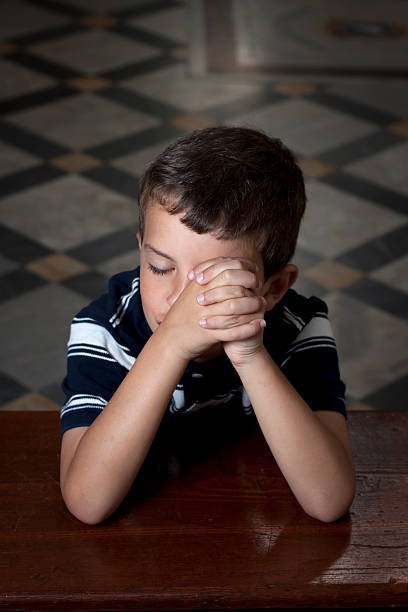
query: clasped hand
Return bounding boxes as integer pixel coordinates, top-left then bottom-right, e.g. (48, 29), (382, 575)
(160, 257), (267, 365)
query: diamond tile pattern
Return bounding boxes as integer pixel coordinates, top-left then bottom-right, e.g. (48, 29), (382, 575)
(0, 0), (407, 413)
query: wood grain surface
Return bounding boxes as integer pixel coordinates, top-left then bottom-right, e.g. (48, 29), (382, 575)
(0, 409), (407, 610)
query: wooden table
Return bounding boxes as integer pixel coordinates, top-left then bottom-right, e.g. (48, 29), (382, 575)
(0, 409), (407, 610)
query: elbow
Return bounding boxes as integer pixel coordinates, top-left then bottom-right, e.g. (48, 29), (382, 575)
(60, 481), (114, 526)
(304, 481), (356, 524)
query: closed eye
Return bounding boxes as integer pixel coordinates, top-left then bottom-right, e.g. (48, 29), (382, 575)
(148, 263), (172, 276)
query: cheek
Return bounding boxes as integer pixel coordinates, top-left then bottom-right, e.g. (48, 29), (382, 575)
(139, 273), (163, 314)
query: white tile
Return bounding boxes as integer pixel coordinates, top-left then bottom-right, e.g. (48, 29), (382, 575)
(96, 248), (140, 278)
(370, 254), (408, 294)
(0, 175), (137, 251)
(225, 98), (376, 156)
(0, 142), (40, 177)
(30, 30), (160, 74)
(325, 291), (408, 399)
(113, 138), (176, 177)
(328, 80), (408, 119)
(123, 64), (261, 112)
(130, 6), (187, 43)
(0, 0), (69, 39)
(297, 181), (407, 258)
(8, 93), (159, 149)
(0, 284), (89, 389)
(0, 58), (56, 101)
(346, 141), (408, 197)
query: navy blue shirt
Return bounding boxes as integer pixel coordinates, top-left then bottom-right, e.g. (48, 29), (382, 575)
(61, 267), (346, 436)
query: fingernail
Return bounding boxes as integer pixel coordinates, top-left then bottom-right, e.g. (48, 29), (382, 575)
(261, 297), (267, 307)
(197, 293), (204, 304)
(188, 270), (195, 280)
(197, 272), (204, 282)
(199, 317), (207, 327)
(260, 319), (266, 328)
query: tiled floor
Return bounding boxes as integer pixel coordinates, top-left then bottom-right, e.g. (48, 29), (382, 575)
(0, 0), (407, 413)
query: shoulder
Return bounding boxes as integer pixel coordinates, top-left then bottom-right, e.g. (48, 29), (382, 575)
(68, 266), (149, 358)
(278, 288), (328, 327)
(263, 289), (341, 373)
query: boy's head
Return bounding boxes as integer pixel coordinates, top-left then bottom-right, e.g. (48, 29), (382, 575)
(138, 126), (306, 280)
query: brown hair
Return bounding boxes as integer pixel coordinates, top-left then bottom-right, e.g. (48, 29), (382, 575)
(138, 126), (306, 278)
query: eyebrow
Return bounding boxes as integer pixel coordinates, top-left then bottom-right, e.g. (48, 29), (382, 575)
(144, 243), (176, 263)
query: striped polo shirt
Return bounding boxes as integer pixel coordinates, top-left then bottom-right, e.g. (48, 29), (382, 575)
(61, 267), (346, 436)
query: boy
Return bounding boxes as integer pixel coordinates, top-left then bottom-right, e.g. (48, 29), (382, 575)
(60, 127), (355, 525)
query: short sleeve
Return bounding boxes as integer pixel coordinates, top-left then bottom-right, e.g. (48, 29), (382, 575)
(279, 304), (347, 419)
(60, 317), (135, 436)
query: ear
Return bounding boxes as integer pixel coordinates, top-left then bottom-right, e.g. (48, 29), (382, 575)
(262, 264), (298, 311)
(136, 232), (142, 250)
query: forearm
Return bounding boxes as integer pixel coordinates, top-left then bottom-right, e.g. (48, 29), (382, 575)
(62, 326), (188, 524)
(234, 348), (355, 522)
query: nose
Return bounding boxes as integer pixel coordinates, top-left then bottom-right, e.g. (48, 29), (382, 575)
(166, 275), (188, 307)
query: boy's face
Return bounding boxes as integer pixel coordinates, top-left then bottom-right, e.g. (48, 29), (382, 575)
(137, 203), (265, 337)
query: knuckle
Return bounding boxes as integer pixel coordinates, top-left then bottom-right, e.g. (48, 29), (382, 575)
(221, 269), (232, 283)
(228, 300), (236, 314)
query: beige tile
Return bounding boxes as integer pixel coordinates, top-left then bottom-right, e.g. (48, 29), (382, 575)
(298, 158), (335, 178)
(79, 15), (118, 28)
(347, 400), (375, 411)
(26, 254), (89, 282)
(51, 151), (101, 173)
(66, 75), (111, 92)
(274, 82), (317, 96)
(170, 47), (188, 59)
(0, 41), (19, 55)
(0, 392), (59, 411)
(303, 260), (364, 290)
(389, 119), (408, 137)
(170, 113), (214, 131)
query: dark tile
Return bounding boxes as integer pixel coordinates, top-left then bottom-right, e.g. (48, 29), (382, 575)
(100, 55), (178, 82)
(111, 0), (181, 19)
(10, 22), (82, 46)
(319, 130), (404, 166)
(364, 375), (408, 411)
(0, 85), (78, 115)
(61, 270), (109, 301)
(0, 164), (65, 198)
(39, 381), (66, 406)
(0, 119), (68, 158)
(209, 89), (286, 121)
(83, 164), (140, 199)
(343, 277), (408, 319)
(0, 224), (52, 265)
(67, 227), (138, 266)
(8, 52), (81, 81)
(309, 92), (399, 125)
(322, 171), (408, 216)
(0, 268), (47, 304)
(99, 85), (180, 119)
(112, 23), (181, 50)
(86, 124), (182, 161)
(0, 371), (28, 405)
(337, 224), (408, 273)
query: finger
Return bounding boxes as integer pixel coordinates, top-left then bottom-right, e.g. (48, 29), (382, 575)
(188, 257), (259, 284)
(199, 295), (266, 317)
(199, 310), (265, 330)
(204, 268), (260, 291)
(214, 319), (266, 342)
(197, 284), (254, 305)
